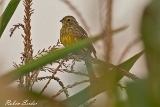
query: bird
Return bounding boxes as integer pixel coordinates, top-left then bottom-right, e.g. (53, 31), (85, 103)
(60, 15), (97, 83)
(60, 15), (96, 58)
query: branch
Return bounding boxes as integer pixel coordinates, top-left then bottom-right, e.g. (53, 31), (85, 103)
(51, 80), (90, 99)
(40, 60), (65, 95)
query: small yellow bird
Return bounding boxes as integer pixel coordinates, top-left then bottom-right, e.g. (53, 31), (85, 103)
(60, 15), (97, 58)
(60, 16), (97, 82)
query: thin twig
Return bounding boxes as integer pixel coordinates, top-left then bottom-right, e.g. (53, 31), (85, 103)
(64, 69), (89, 77)
(117, 82), (126, 91)
(40, 60), (65, 94)
(30, 69), (40, 91)
(38, 76), (69, 97)
(9, 23), (24, 37)
(33, 40), (61, 59)
(89, 57), (141, 81)
(51, 79), (90, 99)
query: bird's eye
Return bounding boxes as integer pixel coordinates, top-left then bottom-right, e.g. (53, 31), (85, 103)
(67, 18), (70, 21)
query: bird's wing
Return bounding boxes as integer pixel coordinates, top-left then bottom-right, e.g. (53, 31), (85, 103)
(72, 25), (97, 56)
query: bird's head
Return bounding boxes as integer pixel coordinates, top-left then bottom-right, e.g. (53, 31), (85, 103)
(60, 16), (78, 27)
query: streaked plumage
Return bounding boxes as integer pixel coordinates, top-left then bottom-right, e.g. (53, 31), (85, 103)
(60, 15), (96, 58)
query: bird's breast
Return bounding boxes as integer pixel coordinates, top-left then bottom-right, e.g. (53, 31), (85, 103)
(60, 27), (74, 46)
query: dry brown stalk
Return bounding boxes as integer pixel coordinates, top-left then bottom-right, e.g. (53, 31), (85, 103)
(51, 79), (90, 99)
(40, 60), (67, 95)
(10, 0), (34, 90)
(22, 0), (34, 91)
(105, 0), (113, 62)
(23, 0), (34, 62)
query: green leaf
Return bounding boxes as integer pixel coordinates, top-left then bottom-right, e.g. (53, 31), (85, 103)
(0, 0), (21, 37)
(118, 50), (144, 71)
(126, 80), (160, 107)
(124, 1), (160, 107)
(115, 50), (144, 81)
(57, 51), (144, 107)
(0, 36), (99, 86)
(141, 0), (160, 79)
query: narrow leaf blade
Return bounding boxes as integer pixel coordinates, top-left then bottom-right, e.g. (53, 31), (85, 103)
(0, 0), (21, 37)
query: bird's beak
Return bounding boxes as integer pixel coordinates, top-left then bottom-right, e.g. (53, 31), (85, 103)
(60, 19), (63, 22)
(60, 19), (65, 27)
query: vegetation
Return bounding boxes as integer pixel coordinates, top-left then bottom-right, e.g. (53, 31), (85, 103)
(0, 0), (159, 107)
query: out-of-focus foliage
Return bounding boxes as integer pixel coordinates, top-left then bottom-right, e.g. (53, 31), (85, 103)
(0, 0), (21, 37)
(116, 0), (160, 107)
(58, 51), (143, 107)
(0, 0), (157, 107)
